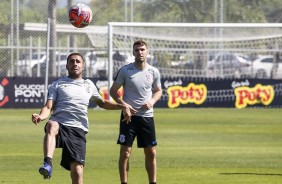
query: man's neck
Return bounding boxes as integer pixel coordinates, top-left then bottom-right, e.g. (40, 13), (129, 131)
(134, 61), (147, 70)
(68, 75), (82, 80)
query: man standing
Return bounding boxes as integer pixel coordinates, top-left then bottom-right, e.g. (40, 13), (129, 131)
(32, 53), (135, 184)
(110, 40), (162, 184)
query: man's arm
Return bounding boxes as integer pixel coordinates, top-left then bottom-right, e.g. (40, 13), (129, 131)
(32, 99), (53, 125)
(151, 86), (163, 105)
(109, 82), (126, 105)
(93, 97), (136, 124)
(110, 81), (136, 112)
(109, 81), (139, 123)
(142, 86), (162, 110)
(94, 97), (127, 110)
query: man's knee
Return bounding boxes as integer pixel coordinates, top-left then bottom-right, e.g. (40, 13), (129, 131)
(144, 147), (156, 159)
(70, 162), (84, 178)
(45, 121), (59, 135)
(120, 146), (132, 160)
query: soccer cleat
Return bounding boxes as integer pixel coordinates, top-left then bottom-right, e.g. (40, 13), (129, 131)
(39, 162), (52, 179)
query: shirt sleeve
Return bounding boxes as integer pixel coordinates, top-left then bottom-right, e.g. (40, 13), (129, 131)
(87, 79), (102, 101)
(114, 67), (125, 85)
(47, 81), (57, 101)
(153, 68), (162, 90)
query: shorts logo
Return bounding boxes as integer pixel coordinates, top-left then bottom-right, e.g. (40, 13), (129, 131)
(119, 134), (125, 143)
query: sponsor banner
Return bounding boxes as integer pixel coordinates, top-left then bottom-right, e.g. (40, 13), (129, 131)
(162, 77), (282, 108)
(1, 77), (282, 109)
(0, 77), (107, 108)
(0, 77), (45, 108)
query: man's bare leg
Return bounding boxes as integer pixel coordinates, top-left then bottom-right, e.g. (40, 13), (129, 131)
(119, 145), (132, 183)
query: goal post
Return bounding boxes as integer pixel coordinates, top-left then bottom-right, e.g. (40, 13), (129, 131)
(107, 22), (282, 96)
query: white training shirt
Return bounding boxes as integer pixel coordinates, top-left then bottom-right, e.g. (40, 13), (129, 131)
(47, 76), (102, 132)
(114, 63), (161, 117)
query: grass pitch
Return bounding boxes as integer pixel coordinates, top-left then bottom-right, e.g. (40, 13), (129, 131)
(0, 108), (282, 183)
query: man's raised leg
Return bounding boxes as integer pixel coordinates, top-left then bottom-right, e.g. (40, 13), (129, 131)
(39, 120), (59, 179)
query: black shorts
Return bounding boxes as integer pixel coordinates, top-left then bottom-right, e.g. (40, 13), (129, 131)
(45, 122), (86, 171)
(117, 114), (157, 148)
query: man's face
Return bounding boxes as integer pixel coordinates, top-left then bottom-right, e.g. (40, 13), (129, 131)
(133, 44), (148, 63)
(66, 55), (84, 78)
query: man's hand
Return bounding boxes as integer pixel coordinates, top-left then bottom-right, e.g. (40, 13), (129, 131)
(122, 105), (137, 124)
(32, 113), (42, 125)
(141, 99), (155, 110)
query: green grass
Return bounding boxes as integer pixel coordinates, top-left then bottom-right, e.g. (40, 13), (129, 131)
(0, 108), (282, 183)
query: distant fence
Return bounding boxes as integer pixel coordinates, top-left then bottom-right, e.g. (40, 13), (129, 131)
(1, 76), (281, 109)
(2, 22), (282, 80)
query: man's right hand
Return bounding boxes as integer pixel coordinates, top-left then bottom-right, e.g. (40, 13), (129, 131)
(32, 113), (42, 125)
(122, 105), (137, 124)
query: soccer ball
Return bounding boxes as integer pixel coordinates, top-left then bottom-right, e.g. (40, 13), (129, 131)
(69, 3), (93, 28)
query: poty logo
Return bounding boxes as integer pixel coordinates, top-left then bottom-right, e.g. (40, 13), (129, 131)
(234, 84), (274, 109)
(167, 83), (207, 108)
(0, 78), (9, 107)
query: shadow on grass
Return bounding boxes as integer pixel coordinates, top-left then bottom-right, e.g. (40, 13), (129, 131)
(220, 173), (282, 176)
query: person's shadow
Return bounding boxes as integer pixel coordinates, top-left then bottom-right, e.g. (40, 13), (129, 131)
(220, 172), (282, 176)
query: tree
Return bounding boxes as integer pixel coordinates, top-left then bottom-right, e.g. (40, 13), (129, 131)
(91, 0), (126, 25)
(262, 0), (282, 23)
(139, 0), (268, 23)
(225, 0), (266, 23)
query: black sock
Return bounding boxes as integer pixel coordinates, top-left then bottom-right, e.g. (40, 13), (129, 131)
(44, 157), (52, 166)
(121, 183), (127, 184)
(150, 182), (156, 184)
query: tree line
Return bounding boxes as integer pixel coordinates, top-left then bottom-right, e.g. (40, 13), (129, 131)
(1, 0), (282, 25)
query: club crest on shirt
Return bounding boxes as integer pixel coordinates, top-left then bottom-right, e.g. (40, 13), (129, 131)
(84, 81), (91, 93)
(145, 73), (153, 83)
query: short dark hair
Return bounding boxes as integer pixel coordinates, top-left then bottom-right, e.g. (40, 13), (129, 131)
(67, 52), (84, 63)
(133, 40), (148, 49)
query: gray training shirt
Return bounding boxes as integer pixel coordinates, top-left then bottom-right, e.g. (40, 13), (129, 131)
(114, 63), (161, 117)
(47, 76), (102, 132)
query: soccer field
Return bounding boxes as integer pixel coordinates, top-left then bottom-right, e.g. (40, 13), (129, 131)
(0, 108), (281, 184)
